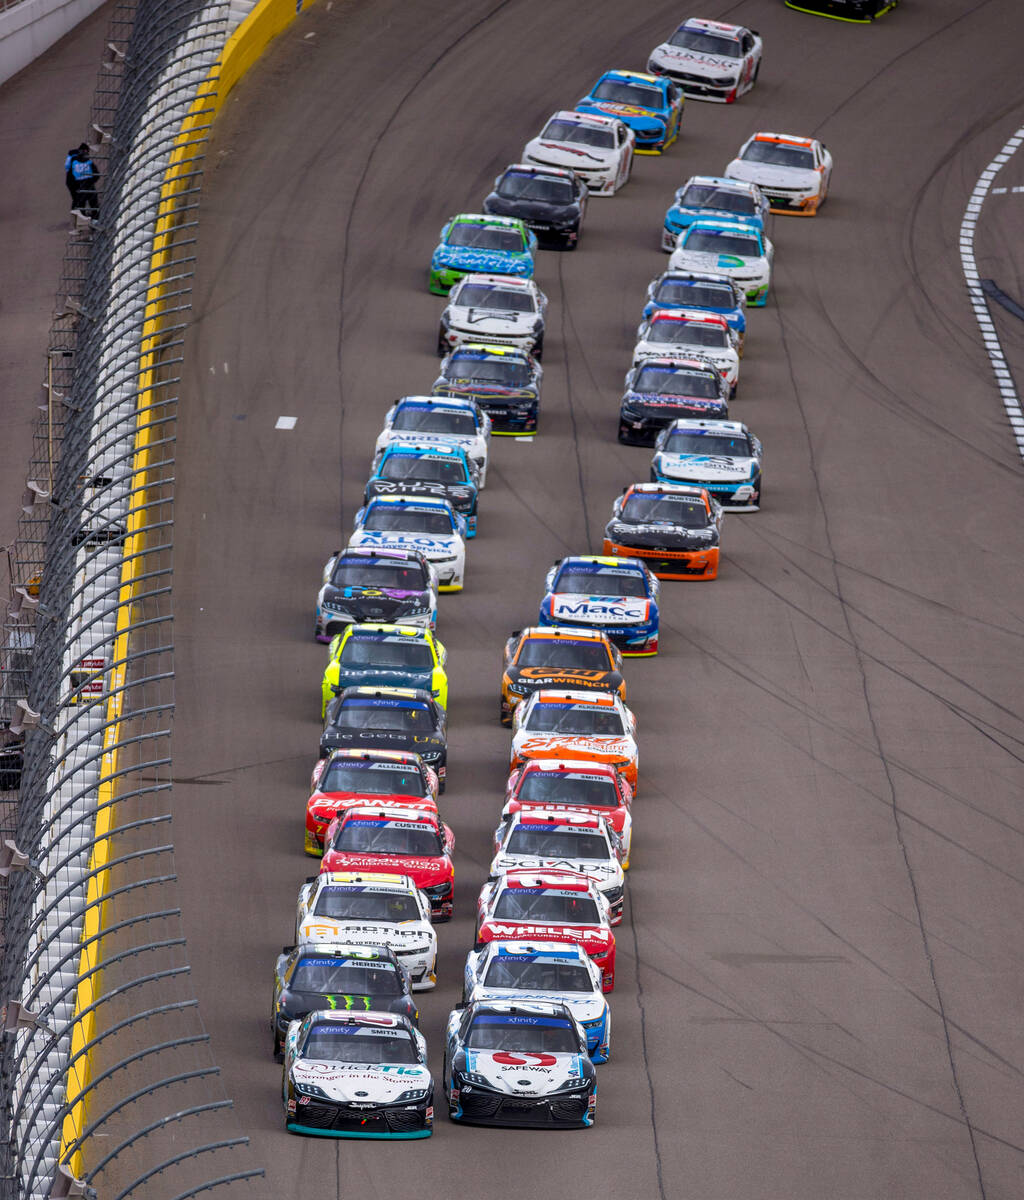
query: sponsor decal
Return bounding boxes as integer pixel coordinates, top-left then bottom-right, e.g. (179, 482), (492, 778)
(493, 1052), (558, 1067)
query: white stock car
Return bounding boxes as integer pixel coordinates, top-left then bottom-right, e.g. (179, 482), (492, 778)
(725, 132), (833, 217)
(374, 396), (491, 488)
(348, 495), (466, 593)
(651, 417), (763, 510)
(463, 941), (611, 1062)
(647, 17), (762, 103)
(522, 109), (634, 196)
(489, 809), (625, 924)
(668, 219), (773, 307)
(295, 871), (439, 991)
(437, 274), (547, 359)
(633, 309), (739, 397)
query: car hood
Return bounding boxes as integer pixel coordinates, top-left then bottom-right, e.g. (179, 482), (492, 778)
(582, 99), (662, 124)
(460, 1049), (586, 1096)
(605, 520), (715, 551)
(333, 665), (434, 691)
(490, 853), (623, 890)
(652, 43), (742, 74)
(526, 138), (614, 168)
(470, 986), (605, 1025)
(625, 390), (727, 415)
(727, 161), (819, 189)
(318, 730), (445, 758)
(506, 665), (623, 695)
(486, 196), (574, 223)
(670, 249), (762, 274)
(319, 584), (430, 621)
(447, 308), (535, 335)
(548, 593), (652, 624)
(434, 379), (537, 401)
(297, 917), (434, 947)
(479, 919), (612, 957)
(350, 530), (461, 556)
(291, 1059), (430, 1103)
(512, 732), (636, 765)
(635, 339), (735, 367)
(319, 853), (451, 886)
(656, 452), (754, 480)
(435, 245), (528, 271)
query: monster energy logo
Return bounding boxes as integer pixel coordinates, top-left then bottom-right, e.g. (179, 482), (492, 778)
(326, 995), (372, 1011)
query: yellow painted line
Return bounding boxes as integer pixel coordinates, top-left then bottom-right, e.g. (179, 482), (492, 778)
(58, 0), (318, 1174)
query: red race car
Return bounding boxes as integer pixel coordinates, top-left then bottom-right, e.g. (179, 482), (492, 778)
(321, 803), (455, 920)
(503, 758), (633, 868)
(305, 748), (439, 855)
(475, 868), (616, 991)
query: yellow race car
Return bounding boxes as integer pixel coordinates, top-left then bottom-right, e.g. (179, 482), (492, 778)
(321, 623), (448, 717)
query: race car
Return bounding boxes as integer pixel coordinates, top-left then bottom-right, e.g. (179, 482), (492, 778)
(295, 871), (438, 991)
(504, 760), (633, 869)
(319, 688), (447, 782)
(314, 547), (438, 643)
(463, 942), (610, 1062)
(375, 396), (490, 487)
(321, 623), (448, 718)
(632, 309), (739, 397)
(522, 110), (634, 196)
(785, 0), (897, 19)
(602, 482), (723, 581)
(364, 443), (479, 537)
(443, 999), (597, 1128)
(272, 943), (418, 1059)
(539, 555), (659, 657)
(437, 275), (546, 359)
(282, 1009), (432, 1139)
(642, 271), (746, 353)
(432, 342), (542, 437)
(490, 810), (625, 924)
(661, 175), (769, 249)
(619, 356), (729, 445)
(725, 132), (833, 217)
(500, 626), (625, 725)
(429, 213), (537, 294)
(320, 805), (455, 921)
(306, 748), (441, 855)
(576, 69), (683, 154)
(475, 868), (615, 991)
(483, 163), (587, 250)
(348, 495), (466, 593)
(668, 219), (773, 306)
(651, 417), (763, 510)
(647, 17), (762, 102)
(510, 689), (639, 791)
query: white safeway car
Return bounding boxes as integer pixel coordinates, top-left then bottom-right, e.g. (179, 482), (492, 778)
(348, 495), (466, 593)
(374, 396), (491, 488)
(647, 17), (762, 103)
(633, 309), (739, 397)
(437, 274), (547, 360)
(668, 219), (773, 307)
(522, 109), (634, 196)
(725, 132), (832, 217)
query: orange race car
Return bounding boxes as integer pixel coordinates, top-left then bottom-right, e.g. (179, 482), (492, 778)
(509, 689), (638, 791)
(602, 482), (722, 580)
(500, 625), (625, 725)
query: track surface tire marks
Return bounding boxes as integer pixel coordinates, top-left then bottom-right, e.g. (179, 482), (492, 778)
(171, 2), (1024, 1197)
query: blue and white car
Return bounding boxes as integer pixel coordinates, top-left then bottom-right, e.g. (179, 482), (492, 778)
(661, 175), (769, 250)
(462, 941), (611, 1063)
(642, 271), (746, 353)
(364, 443), (479, 537)
(349, 496), (466, 593)
(576, 70), (684, 154)
(539, 555), (660, 657)
(443, 999), (597, 1127)
(429, 213), (537, 295)
(651, 418), (763, 510)
(374, 396), (490, 487)
(668, 218), (773, 306)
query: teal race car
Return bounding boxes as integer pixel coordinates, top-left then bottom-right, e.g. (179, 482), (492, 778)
(429, 214), (537, 295)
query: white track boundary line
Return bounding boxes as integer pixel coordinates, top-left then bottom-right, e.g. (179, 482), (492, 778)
(959, 125), (1024, 461)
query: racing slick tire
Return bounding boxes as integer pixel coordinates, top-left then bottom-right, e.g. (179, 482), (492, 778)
(533, 333), (544, 360)
(436, 327), (447, 355)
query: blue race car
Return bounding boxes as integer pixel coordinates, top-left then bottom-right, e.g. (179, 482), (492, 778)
(661, 175), (769, 250)
(642, 271), (746, 354)
(365, 443), (479, 537)
(429, 213), (537, 295)
(539, 555), (660, 657)
(576, 70), (683, 154)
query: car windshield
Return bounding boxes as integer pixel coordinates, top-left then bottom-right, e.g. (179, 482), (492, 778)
(301, 1024), (418, 1064)
(540, 119), (615, 149)
(329, 701), (435, 734)
(591, 80), (662, 109)
(554, 568), (647, 597)
(655, 280), (736, 310)
(379, 454), (467, 484)
(524, 703), (625, 736)
(313, 887), (421, 923)
(515, 640), (611, 670)
(318, 761), (427, 796)
(338, 637), (434, 670)
(664, 431), (750, 456)
(360, 506), (453, 535)
(634, 366), (721, 399)
(668, 29), (741, 57)
(332, 818), (444, 857)
(465, 1014), (578, 1053)
(391, 406), (478, 435)
(683, 230), (760, 257)
(620, 494), (709, 527)
(493, 888), (600, 924)
(679, 184), (756, 215)
(742, 141), (815, 169)
(291, 957), (402, 996)
(505, 827), (610, 860)
(444, 357), (532, 386)
(517, 772), (620, 808)
(330, 560), (426, 589)
(497, 173), (575, 204)
(447, 222), (524, 252)
(646, 321), (728, 349)
(483, 956), (593, 993)
(454, 284), (535, 313)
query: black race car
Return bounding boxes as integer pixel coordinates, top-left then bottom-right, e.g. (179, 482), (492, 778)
(314, 548), (437, 642)
(433, 343), (542, 437)
(618, 356), (728, 445)
(320, 686), (447, 786)
(785, 0), (896, 20)
(483, 163), (587, 250)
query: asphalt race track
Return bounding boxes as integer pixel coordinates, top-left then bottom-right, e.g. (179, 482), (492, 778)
(163, 1), (1024, 1196)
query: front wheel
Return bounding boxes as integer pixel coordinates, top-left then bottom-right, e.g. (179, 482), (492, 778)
(532, 333), (544, 359)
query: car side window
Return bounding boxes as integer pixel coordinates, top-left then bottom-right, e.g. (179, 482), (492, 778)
(741, 34), (753, 53)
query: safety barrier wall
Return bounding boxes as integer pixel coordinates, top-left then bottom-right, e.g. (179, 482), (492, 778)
(0, 0), (319, 1196)
(0, 0), (106, 88)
